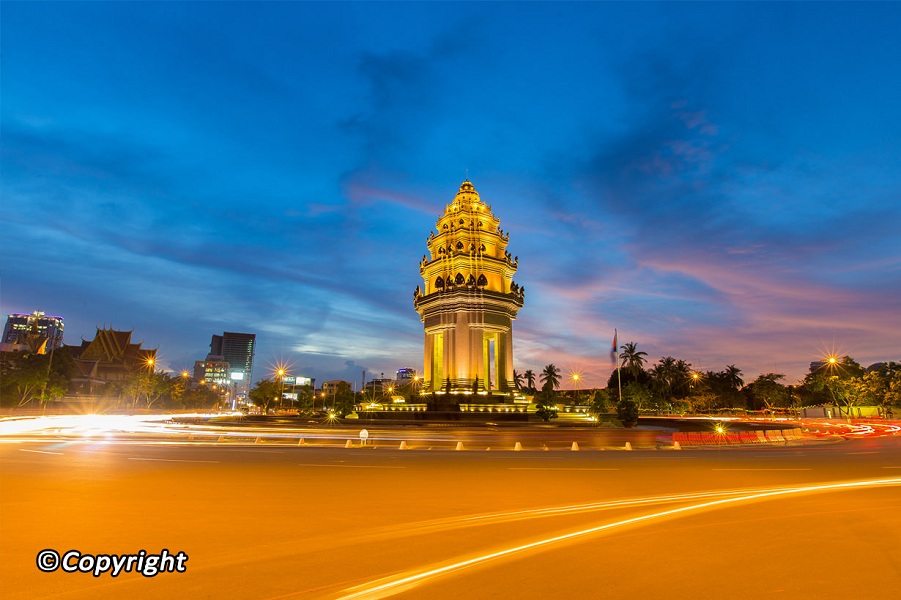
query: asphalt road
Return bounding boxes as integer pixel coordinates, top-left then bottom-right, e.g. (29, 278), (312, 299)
(2, 433), (900, 599)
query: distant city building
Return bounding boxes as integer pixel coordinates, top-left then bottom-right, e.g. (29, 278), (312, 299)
(363, 378), (395, 395)
(2, 310), (65, 354)
(396, 367), (418, 383)
(209, 332), (255, 394)
(322, 380), (352, 398)
(66, 328), (157, 396)
(193, 357), (231, 387)
(413, 180), (524, 394)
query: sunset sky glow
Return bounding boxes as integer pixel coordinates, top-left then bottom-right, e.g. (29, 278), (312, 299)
(2, 2), (899, 386)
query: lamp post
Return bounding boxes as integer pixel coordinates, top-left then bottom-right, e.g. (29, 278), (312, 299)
(571, 372), (581, 405)
(179, 370), (190, 410)
(276, 368), (286, 413)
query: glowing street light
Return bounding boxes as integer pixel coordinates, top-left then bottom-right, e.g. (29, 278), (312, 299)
(276, 368), (286, 412)
(569, 371), (583, 404)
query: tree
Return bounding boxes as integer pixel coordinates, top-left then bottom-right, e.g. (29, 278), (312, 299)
(619, 342), (648, 379)
(513, 370), (523, 391)
(589, 388), (610, 417)
(123, 369), (170, 409)
(181, 386), (220, 409)
(703, 366), (745, 410)
(523, 370), (536, 394)
(249, 379), (280, 414)
(540, 364), (561, 391)
(615, 397), (639, 426)
(0, 350), (72, 407)
(332, 381), (356, 417)
(622, 381), (652, 413)
(802, 356), (866, 415)
(649, 356), (678, 404)
(745, 373), (789, 417)
(535, 364), (561, 421)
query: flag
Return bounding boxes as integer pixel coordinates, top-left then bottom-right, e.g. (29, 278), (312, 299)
(610, 329), (618, 365)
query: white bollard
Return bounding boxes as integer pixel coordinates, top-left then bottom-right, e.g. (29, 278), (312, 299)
(514, 441), (523, 451)
(571, 442), (580, 451)
(624, 441), (633, 451)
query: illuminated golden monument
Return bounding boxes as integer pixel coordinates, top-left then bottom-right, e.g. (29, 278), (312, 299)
(414, 180), (524, 398)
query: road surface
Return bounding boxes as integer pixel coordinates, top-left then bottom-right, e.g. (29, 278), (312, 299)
(2, 422), (899, 599)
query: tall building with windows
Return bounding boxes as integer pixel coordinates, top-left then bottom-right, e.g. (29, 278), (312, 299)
(413, 180), (525, 396)
(2, 310), (65, 353)
(209, 332), (256, 394)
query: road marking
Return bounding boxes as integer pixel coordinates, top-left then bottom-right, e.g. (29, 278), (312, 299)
(882, 466), (901, 469)
(19, 449), (63, 455)
(847, 451), (879, 455)
(712, 468), (811, 471)
(297, 464), (405, 469)
(336, 477), (901, 600)
(509, 467), (620, 471)
(127, 457), (220, 463)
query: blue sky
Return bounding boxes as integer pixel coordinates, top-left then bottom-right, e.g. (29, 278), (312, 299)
(2, 1), (899, 387)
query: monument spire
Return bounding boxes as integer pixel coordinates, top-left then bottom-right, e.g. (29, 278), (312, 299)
(413, 179), (525, 400)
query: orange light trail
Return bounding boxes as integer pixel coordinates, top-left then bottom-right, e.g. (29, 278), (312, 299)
(336, 477), (901, 600)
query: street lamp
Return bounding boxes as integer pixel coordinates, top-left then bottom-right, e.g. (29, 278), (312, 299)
(690, 372), (701, 389)
(570, 371), (582, 404)
(276, 368), (286, 412)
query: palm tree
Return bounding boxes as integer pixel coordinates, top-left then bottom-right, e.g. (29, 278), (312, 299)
(619, 342), (648, 378)
(650, 356), (678, 401)
(513, 370), (524, 391)
(724, 364), (744, 390)
(523, 369), (536, 393)
(540, 364), (561, 392)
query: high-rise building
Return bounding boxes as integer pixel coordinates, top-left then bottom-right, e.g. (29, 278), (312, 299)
(413, 180), (525, 395)
(209, 332), (256, 394)
(2, 310), (65, 353)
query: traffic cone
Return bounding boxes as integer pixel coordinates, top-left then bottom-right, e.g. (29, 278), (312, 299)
(673, 441), (682, 450)
(344, 440), (353, 448)
(298, 438), (305, 446)
(571, 442), (580, 451)
(514, 442), (523, 451)
(624, 441), (633, 451)
(255, 436), (262, 444)
(218, 435), (225, 443)
(455, 441), (464, 451)
(399, 441), (408, 450)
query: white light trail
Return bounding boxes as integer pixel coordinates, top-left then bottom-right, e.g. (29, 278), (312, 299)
(336, 477), (901, 600)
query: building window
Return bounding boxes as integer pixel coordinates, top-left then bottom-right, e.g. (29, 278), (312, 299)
(454, 273), (465, 285)
(477, 274), (488, 286)
(435, 277), (444, 288)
